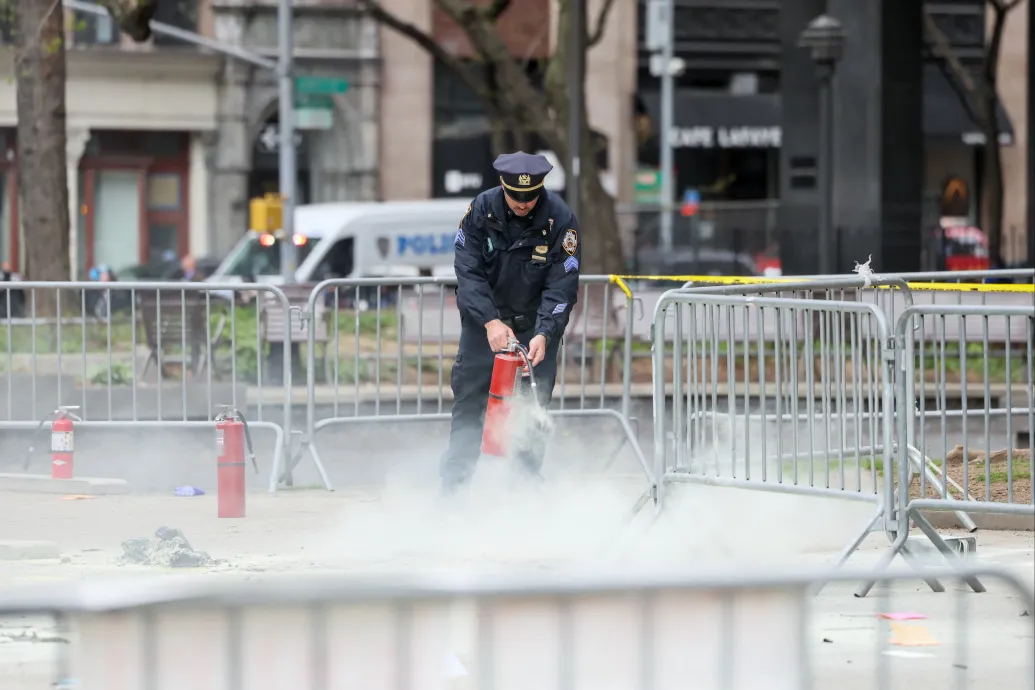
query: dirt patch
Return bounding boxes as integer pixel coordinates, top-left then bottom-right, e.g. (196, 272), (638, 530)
(909, 445), (1031, 504)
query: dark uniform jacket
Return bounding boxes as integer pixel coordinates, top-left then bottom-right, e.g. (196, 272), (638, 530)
(453, 187), (581, 343)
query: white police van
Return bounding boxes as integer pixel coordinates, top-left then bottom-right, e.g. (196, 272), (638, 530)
(209, 199), (469, 285)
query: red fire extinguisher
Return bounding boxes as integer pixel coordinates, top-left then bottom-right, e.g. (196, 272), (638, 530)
(215, 406), (258, 518)
(50, 407), (79, 479)
(23, 406), (81, 479)
(481, 342), (536, 458)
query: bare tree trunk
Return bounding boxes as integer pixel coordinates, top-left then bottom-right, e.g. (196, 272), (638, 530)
(576, 119), (625, 275)
(15, 0), (70, 297)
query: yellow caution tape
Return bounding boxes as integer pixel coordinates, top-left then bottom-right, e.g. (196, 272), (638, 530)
(898, 281), (1033, 294)
(609, 275), (1034, 294)
(608, 275), (633, 300)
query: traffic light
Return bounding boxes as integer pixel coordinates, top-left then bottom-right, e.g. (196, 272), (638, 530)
(249, 194), (284, 233)
(118, 0), (159, 42)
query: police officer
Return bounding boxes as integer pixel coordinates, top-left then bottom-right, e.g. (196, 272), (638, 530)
(441, 151), (582, 492)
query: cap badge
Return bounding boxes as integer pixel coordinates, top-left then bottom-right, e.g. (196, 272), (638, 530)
(518, 173), (531, 186)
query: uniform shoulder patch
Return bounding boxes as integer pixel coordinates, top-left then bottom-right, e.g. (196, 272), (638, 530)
(464, 204), (472, 219)
(562, 228), (578, 256)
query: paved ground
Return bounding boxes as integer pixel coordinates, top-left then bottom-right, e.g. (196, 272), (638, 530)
(0, 471), (1032, 689)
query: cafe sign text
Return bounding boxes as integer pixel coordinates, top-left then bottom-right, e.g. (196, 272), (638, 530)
(669, 126), (782, 149)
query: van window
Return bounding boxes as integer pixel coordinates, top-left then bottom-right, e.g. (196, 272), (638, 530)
(313, 238), (355, 281)
(222, 235), (316, 279)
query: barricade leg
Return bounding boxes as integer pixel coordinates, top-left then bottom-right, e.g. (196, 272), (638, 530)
(273, 436), (333, 494)
(905, 445), (977, 532)
(811, 504), (886, 594)
(854, 539), (948, 597)
(911, 510), (986, 593)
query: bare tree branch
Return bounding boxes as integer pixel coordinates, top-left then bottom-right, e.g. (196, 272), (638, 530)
(989, 0), (1023, 11)
(587, 0), (617, 48)
(484, 0), (510, 21)
(436, 0), (560, 138)
(354, 0), (493, 102)
(95, 0), (158, 42)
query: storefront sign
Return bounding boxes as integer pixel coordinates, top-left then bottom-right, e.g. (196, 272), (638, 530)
(669, 126), (782, 149)
(443, 170), (484, 194)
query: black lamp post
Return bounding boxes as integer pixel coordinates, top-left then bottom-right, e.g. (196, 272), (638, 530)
(799, 15), (845, 275)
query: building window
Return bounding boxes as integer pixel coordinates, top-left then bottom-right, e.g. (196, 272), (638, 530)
(93, 170), (141, 271)
(147, 173), (181, 211)
(73, 10), (118, 46)
(0, 4), (15, 46)
(433, 59), (490, 138)
(152, 0), (197, 46)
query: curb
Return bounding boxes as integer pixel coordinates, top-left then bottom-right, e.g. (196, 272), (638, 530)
(0, 473), (129, 495)
(0, 540), (61, 561)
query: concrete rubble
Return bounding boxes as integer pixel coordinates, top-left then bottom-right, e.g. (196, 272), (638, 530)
(119, 527), (219, 568)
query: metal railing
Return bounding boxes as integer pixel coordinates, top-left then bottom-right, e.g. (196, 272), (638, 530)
(645, 273), (1034, 595)
(0, 281), (292, 490)
(648, 280), (901, 571)
(0, 565), (1031, 689)
(2, 271), (1030, 527)
(854, 302), (1035, 597)
(285, 275), (652, 493)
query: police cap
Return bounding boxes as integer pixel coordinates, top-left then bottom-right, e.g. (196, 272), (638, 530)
(494, 151), (553, 203)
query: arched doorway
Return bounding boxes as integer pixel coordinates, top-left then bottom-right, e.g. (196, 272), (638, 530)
(249, 110), (312, 207)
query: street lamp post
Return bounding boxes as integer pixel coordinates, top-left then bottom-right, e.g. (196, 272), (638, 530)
(277, 0), (297, 284)
(799, 15), (845, 275)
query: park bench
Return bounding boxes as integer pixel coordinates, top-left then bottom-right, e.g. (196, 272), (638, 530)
(260, 285), (331, 385)
(137, 291), (226, 379)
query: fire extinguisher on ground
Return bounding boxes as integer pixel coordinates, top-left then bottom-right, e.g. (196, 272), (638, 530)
(23, 406), (82, 479)
(481, 341), (536, 458)
(215, 406), (259, 518)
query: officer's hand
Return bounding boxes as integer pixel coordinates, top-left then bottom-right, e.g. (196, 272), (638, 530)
(485, 319), (515, 352)
(527, 334), (547, 367)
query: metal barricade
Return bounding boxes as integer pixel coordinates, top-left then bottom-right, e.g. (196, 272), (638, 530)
(0, 281), (292, 491)
(1, 566), (1031, 689)
(285, 275), (651, 491)
(855, 303), (1035, 597)
(648, 283), (905, 569)
(671, 275), (1034, 517)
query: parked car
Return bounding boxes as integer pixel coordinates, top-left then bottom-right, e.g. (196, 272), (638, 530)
(0, 263), (25, 318)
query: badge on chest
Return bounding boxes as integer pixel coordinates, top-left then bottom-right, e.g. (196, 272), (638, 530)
(532, 243), (548, 263)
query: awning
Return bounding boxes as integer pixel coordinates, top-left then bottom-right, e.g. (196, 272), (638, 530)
(923, 64), (1015, 145)
(637, 67), (1015, 149)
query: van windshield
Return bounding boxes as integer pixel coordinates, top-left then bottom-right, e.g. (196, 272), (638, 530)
(220, 234), (316, 278)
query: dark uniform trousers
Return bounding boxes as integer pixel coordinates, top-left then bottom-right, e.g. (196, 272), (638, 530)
(440, 320), (561, 488)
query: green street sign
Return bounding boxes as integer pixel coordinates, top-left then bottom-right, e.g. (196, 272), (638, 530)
(634, 167), (663, 204)
(295, 76), (349, 95)
(294, 93), (334, 110)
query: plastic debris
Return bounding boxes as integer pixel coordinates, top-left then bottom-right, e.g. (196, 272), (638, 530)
(879, 612), (927, 621)
(853, 254), (875, 287)
(174, 486), (206, 497)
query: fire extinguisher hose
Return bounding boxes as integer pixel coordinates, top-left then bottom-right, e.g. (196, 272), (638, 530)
(238, 411), (260, 475)
(505, 340), (537, 393)
(22, 411), (57, 471)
